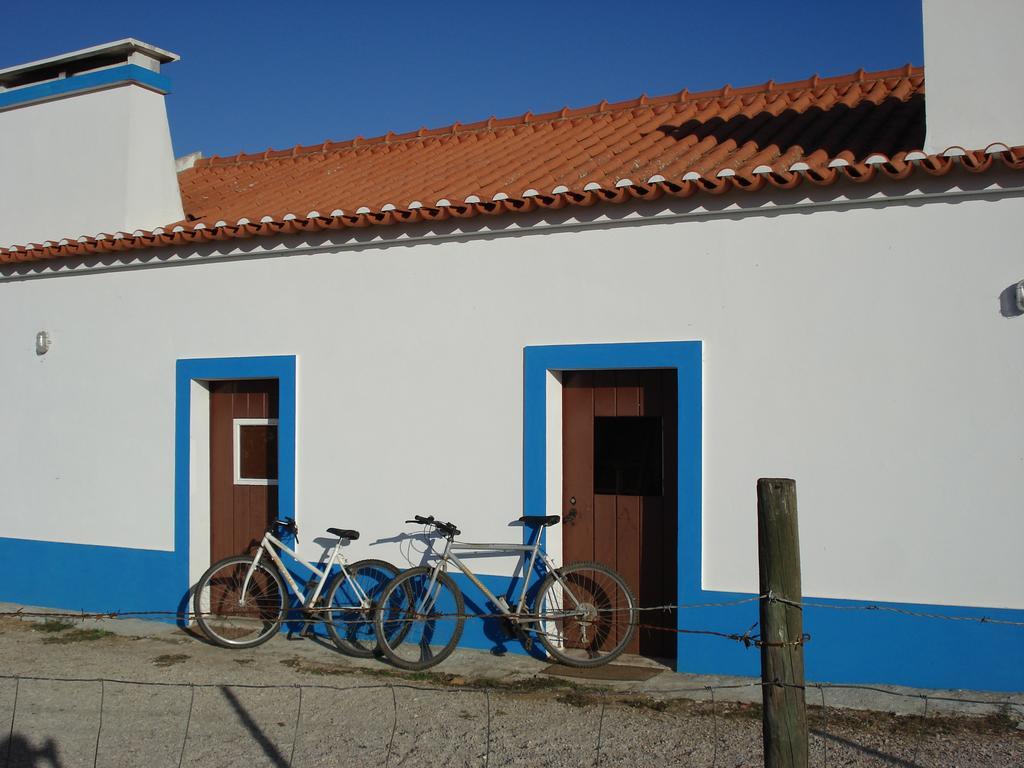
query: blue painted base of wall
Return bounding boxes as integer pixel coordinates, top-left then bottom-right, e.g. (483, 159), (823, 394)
(676, 590), (1024, 692)
(0, 536), (1020, 690)
(0, 537), (186, 619)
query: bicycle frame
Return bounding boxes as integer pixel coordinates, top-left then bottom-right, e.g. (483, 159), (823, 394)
(416, 531), (565, 623)
(240, 531), (370, 611)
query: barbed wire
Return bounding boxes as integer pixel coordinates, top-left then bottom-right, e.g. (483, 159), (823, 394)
(3, 587), (1021, 629)
(768, 593), (1024, 626)
(0, 606), (794, 649)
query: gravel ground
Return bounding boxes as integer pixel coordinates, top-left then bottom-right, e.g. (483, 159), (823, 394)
(0, 616), (1020, 767)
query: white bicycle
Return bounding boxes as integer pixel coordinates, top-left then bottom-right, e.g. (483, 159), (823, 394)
(373, 514), (637, 670)
(193, 519), (409, 655)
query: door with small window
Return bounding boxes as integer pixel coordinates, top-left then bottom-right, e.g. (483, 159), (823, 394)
(209, 379), (279, 563)
(562, 370), (677, 660)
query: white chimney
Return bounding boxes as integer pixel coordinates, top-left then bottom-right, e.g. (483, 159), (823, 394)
(0, 39), (184, 248)
(923, 0), (1024, 152)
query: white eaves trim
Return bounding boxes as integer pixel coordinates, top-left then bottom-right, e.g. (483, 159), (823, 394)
(7, 181), (1022, 282)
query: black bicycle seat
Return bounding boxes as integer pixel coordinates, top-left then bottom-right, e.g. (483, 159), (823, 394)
(326, 527), (360, 540)
(519, 515), (560, 527)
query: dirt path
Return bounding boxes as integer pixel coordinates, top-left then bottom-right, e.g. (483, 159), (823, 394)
(0, 617), (1020, 767)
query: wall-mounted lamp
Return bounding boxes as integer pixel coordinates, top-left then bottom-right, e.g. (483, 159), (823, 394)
(1017, 280), (1024, 312)
(35, 330), (51, 356)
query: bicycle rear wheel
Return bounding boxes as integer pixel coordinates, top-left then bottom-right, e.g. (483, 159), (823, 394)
(193, 555), (286, 648)
(533, 561), (637, 667)
(374, 566), (465, 671)
(324, 559), (409, 657)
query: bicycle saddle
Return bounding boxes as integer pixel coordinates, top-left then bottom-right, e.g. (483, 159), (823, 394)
(519, 515), (560, 527)
(327, 527), (360, 540)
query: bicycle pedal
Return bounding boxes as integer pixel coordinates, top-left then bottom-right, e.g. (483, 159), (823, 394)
(508, 622), (533, 651)
(498, 618), (517, 640)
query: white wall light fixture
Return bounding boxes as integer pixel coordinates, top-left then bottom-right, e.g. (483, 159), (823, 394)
(35, 330), (51, 356)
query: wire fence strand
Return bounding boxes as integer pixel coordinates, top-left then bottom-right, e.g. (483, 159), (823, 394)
(0, 672), (1020, 768)
(707, 686), (718, 768)
(5, 677), (19, 768)
(289, 685), (303, 768)
(911, 695), (929, 768)
(1, 586), (1020, 767)
(595, 689), (607, 768)
(483, 688), (491, 767)
(92, 679), (104, 768)
(176, 684), (194, 768)
(384, 684), (398, 768)
(817, 684), (827, 768)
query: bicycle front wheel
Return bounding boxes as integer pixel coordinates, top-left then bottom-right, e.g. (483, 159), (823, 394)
(193, 555), (286, 648)
(534, 561), (637, 667)
(324, 559), (409, 658)
(374, 566), (465, 671)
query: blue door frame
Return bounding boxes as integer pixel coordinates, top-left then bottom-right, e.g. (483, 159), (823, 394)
(523, 341), (1024, 691)
(175, 355), (298, 603)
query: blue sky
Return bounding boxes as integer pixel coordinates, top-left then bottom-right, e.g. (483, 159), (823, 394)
(1, 1), (923, 159)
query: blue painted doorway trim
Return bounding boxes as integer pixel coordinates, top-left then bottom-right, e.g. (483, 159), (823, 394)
(523, 341), (702, 668)
(523, 341), (1024, 691)
(176, 355), (298, 593)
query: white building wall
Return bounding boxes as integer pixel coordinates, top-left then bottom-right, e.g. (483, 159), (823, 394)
(1, 190), (1022, 610)
(923, 0), (1024, 151)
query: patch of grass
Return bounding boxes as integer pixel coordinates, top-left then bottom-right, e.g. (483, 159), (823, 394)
(41, 628), (114, 645)
(33, 620), (75, 633)
(557, 689), (595, 708)
(621, 696), (669, 713)
(719, 700), (762, 720)
(152, 653), (189, 668)
(277, 655), (617, 715)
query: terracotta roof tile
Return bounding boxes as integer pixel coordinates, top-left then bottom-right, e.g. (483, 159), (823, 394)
(6, 64), (1024, 265)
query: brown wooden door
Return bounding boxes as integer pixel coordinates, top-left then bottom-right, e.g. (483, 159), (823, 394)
(210, 379), (279, 563)
(562, 370), (677, 660)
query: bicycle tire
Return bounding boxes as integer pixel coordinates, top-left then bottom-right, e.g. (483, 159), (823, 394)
(373, 566), (465, 671)
(193, 554), (286, 648)
(323, 558), (410, 657)
(533, 561), (637, 667)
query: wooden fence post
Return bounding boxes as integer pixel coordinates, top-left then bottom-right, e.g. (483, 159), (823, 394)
(757, 478), (808, 768)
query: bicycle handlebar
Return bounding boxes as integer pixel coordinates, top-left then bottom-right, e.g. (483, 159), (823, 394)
(406, 515), (435, 525)
(271, 518), (298, 538)
(406, 515), (460, 537)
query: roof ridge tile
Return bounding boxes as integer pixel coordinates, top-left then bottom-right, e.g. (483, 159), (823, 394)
(189, 65), (926, 170)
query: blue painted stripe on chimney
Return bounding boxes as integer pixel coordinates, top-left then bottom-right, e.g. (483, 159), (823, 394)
(0, 64), (171, 110)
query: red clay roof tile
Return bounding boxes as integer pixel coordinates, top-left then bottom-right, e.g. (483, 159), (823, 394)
(5, 65), (1024, 265)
